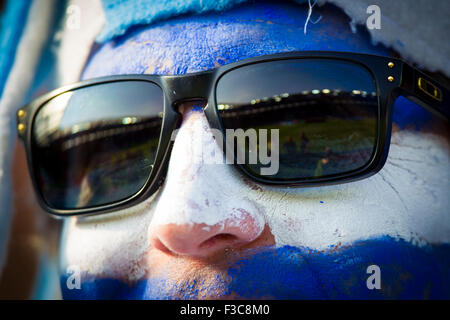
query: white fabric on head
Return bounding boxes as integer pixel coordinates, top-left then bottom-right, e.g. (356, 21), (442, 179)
(325, 0), (450, 76)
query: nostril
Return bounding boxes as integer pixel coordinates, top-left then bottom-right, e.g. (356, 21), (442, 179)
(198, 233), (239, 250)
(149, 209), (265, 257)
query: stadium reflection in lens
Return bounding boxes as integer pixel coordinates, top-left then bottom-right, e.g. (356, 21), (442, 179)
(216, 59), (378, 180)
(32, 81), (164, 210)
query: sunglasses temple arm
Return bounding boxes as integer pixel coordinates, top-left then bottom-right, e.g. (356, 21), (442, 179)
(398, 63), (449, 120)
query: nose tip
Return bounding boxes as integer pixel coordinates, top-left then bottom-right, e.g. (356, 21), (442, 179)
(150, 210), (263, 258)
(148, 103), (265, 258)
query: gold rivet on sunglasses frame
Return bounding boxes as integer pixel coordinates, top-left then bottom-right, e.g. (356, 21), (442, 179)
(387, 76), (395, 82)
(17, 123), (25, 132)
(17, 109), (26, 118)
(388, 62), (395, 68)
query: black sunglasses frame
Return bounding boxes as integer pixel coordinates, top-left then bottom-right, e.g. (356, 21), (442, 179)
(16, 51), (449, 216)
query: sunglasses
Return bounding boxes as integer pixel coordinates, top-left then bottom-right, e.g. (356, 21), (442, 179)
(16, 51), (449, 216)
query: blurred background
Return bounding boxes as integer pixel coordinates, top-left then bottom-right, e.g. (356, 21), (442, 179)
(0, 0), (66, 299)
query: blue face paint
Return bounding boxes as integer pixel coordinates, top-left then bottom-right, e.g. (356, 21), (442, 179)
(392, 96), (434, 130)
(61, 236), (450, 299)
(84, 2), (390, 79)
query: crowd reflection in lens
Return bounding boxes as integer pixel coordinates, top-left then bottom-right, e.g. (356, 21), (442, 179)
(32, 81), (164, 210)
(218, 87), (378, 180)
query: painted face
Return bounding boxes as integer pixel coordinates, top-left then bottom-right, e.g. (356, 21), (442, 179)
(61, 2), (450, 299)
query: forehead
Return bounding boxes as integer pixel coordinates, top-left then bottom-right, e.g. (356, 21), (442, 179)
(82, 2), (389, 79)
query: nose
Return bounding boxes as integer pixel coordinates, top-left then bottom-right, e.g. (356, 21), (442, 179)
(148, 102), (265, 258)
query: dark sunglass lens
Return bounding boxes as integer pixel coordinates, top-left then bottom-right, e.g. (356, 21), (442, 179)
(216, 58), (378, 181)
(32, 81), (164, 210)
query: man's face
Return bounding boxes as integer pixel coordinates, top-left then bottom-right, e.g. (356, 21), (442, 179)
(60, 2), (450, 299)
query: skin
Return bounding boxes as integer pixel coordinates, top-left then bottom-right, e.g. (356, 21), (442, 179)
(60, 2), (450, 299)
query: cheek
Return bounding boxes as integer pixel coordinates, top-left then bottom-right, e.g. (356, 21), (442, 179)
(260, 129), (450, 250)
(60, 195), (159, 282)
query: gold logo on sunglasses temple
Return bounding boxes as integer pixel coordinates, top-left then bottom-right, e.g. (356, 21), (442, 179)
(418, 77), (443, 102)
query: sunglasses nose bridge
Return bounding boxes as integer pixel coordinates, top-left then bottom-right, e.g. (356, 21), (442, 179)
(161, 72), (214, 109)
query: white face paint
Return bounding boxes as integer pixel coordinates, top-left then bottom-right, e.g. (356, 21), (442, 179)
(57, 2), (450, 294)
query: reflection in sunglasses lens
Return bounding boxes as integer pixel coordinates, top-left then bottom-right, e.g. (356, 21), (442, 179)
(216, 59), (378, 181)
(32, 81), (164, 210)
